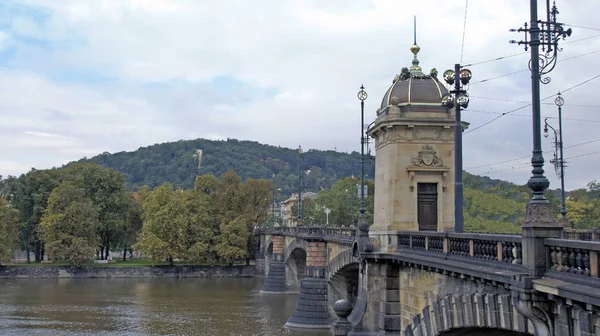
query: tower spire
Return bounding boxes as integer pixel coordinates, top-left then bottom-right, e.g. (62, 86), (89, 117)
(413, 15), (417, 45)
(409, 15), (422, 74)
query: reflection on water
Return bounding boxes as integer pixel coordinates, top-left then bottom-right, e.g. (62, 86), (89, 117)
(0, 278), (330, 336)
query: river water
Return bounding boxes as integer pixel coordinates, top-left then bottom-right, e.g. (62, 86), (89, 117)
(0, 278), (330, 336)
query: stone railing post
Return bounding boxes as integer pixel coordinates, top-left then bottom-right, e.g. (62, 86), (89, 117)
(284, 239), (330, 329)
(521, 202), (563, 277)
(260, 234), (287, 293)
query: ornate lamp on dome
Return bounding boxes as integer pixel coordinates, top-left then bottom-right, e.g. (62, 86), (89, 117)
(442, 65), (473, 233)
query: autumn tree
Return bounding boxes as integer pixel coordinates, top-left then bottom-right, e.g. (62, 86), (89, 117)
(0, 196), (19, 264)
(40, 182), (99, 266)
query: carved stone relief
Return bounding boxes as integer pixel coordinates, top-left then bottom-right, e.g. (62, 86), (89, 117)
(413, 128), (442, 140)
(411, 145), (444, 167)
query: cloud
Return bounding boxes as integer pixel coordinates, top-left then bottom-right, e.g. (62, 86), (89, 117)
(1, 0), (599, 192)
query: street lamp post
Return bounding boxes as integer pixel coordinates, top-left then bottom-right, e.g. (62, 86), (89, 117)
(510, 0), (572, 204)
(272, 174), (276, 226)
(357, 84), (373, 254)
(297, 145), (303, 226)
(544, 93), (567, 223)
(441, 65), (473, 233)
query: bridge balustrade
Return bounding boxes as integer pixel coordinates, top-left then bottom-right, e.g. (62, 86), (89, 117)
(545, 238), (600, 278)
(561, 227), (600, 241)
(260, 225), (357, 242)
(397, 232), (523, 265)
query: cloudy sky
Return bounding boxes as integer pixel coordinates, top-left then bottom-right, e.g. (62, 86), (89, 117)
(1, 0), (599, 191)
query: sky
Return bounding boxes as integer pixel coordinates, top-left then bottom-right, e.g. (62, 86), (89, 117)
(1, 0), (599, 191)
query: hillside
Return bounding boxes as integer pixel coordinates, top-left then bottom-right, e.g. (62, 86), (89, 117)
(81, 138), (373, 199)
(80, 137), (564, 233)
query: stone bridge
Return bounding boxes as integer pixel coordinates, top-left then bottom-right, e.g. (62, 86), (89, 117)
(256, 225), (600, 335)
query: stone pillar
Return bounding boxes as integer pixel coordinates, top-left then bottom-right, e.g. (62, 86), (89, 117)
(349, 262), (383, 335)
(284, 239), (330, 329)
(260, 235), (287, 293)
(378, 264), (401, 335)
(521, 202), (562, 277)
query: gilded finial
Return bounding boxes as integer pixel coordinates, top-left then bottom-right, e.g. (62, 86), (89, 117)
(410, 16), (420, 56)
(409, 16), (422, 74)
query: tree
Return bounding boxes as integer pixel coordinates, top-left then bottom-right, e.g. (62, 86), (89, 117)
(194, 174), (217, 195)
(0, 196), (19, 264)
(119, 193), (144, 261)
(63, 163), (131, 260)
(217, 216), (250, 265)
(134, 183), (214, 265)
(4, 169), (62, 262)
(314, 177), (374, 226)
(238, 178), (272, 263)
(39, 182), (99, 266)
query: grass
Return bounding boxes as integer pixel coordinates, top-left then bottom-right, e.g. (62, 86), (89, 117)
(7, 259), (250, 268)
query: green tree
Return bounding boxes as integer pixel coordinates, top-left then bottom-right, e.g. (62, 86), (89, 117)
(0, 196), (19, 264)
(63, 163), (131, 260)
(4, 169), (62, 262)
(39, 182), (99, 266)
(217, 216), (250, 265)
(194, 174), (217, 194)
(134, 183), (214, 265)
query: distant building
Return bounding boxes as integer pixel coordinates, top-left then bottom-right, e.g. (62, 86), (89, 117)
(280, 192), (318, 226)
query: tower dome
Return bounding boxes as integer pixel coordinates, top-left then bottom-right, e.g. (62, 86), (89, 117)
(379, 44), (449, 112)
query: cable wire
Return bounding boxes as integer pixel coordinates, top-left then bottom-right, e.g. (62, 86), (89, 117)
(466, 137), (600, 170)
(465, 73), (600, 134)
(469, 96), (600, 108)
(470, 48), (600, 85)
(563, 23), (600, 32)
(465, 109), (600, 123)
(483, 150), (600, 174)
(460, 0), (469, 64)
(461, 33), (600, 68)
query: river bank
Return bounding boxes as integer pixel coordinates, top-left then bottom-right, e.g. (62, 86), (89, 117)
(0, 265), (258, 278)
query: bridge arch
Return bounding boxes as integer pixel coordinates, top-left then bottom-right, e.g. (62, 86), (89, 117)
(405, 293), (532, 336)
(284, 239), (307, 292)
(327, 248), (360, 319)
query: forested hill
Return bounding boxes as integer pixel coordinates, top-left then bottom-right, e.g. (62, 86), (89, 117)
(81, 138), (372, 198)
(76, 136), (600, 232)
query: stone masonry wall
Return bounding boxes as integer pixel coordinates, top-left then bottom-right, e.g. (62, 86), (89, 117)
(0, 265), (257, 278)
(273, 235), (285, 255)
(398, 267), (511, 328)
(307, 241), (327, 267)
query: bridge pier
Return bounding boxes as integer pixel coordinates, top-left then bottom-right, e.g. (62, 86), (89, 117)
(260, 235), (287, 293)
(284, 239), (331, 329)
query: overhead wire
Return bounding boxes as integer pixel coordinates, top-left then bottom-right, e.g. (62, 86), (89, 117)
(460, 0), (469, 64)
(563, 24), (600, 32)
(464, 72), (600, 134)
(465, 109), (600, 123)
(461, 32), (600, 68)
(483, 150), (600, 174)
(469, 96), (600, 108)
(466, 137), (600, 170)
(470, 48), (600, 85)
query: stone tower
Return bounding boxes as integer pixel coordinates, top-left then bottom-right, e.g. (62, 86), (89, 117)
(367, 42), (468, 252)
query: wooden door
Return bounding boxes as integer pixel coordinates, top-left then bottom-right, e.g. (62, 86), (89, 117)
(417, 183), (438, 231)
